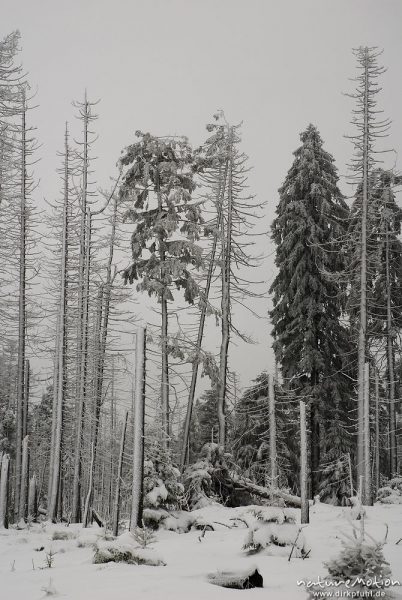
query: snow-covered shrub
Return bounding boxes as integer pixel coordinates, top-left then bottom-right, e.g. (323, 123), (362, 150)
(252, 506), (297, 524)
(243, 522), (308, 557)
(324, 528), (391, 593)
(93, 532), (165, 566)
(142, 508), (170, 530)
(242, 507), (308, 557)
(143, 445), (184, 511)
(76, 531), (102, 548)
(377, 477), (402, 504)
(131, 525), (155, 548)
(51, 530), (76, 541)
(243, 505), (296, 526)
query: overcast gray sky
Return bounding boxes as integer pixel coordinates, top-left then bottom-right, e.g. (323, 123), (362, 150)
(3, 0), (402, 389)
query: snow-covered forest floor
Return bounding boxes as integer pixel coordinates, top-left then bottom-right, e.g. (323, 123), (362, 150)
(1, 502), (402, 600)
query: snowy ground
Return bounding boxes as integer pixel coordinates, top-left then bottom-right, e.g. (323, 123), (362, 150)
(1, 502), (402, 600)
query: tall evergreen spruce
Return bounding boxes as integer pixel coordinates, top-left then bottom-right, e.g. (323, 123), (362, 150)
(270, 125), (352, 498)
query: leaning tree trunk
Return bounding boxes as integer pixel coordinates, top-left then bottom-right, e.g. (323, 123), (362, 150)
(112, 410), (128, 536)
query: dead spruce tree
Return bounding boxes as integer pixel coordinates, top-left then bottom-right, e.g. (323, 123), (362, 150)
(0, 32), (24, 425)
(345, 47), (391, 502)
(47, 124), (72, 521)
(12, 87), (39, 519)
(198, 115), (263, 450)
(71, 94), (98, 523)
(119, 132), (204, 451)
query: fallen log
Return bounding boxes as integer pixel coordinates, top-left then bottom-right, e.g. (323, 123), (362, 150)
(231, 473), (301, 508)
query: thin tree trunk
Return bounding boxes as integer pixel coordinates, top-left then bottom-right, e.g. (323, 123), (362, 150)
(300, 401), (309, 524)
(363, 362), (371, 504)
(82, 443), (94, 528)
(48, 318), (60, 509)
(0, 454), (10, 528)
(130, 327), (146, 531)
(18, 435), (29, 522)
(15, 95), (27, 518)
(374, 368), (380, 493)
(108, 391), (114, 520)
(112, 410), (128, 537)
(49, 124), (69, 522)
(28, 473), (38, 522)
(309, 403), (320, 498)
(23, 359), (29, 438)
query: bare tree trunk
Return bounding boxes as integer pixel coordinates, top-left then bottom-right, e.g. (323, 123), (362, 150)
(72, 96), (90, 522)
(0, 454), (10, 528)
(300, 401), (309, 524)
(28, 473), (38, 522)
(48, 318), (60, 509)
(363, 362), (371, 504)
(108, 391), (115, 520)
(217, 128), (234, 448)
(130, 327), (146, 531)
(15, 96), (27, 518)
(49, 125), (70, 522)
(23, 359), (29, 438)
(112, 410), (128, 537)
(72, 208), (91, 523)
(82, 443), (95, 528)
(357, 49), (369, 504)
(18, 435), (29, 522)
(374, 368), (380, 494)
